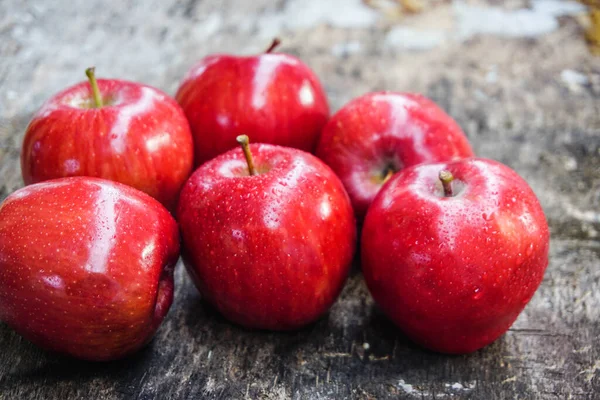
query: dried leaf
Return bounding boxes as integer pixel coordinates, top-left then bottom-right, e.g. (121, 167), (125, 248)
(362, 0), (430, 18)
(585, 6), (600, 55)
(397, 0), (425, 14)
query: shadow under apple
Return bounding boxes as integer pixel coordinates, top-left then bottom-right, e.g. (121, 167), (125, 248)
(0, 321), (156, 394)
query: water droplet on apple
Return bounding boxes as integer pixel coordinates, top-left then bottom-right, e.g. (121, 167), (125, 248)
(472, 287), (483, 300)
(482, 212), (494, 221)
(526, 243), (534, 257)
(516, 253), (523, 266)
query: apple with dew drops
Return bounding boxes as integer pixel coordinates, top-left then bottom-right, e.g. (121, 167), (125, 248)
(361, 158), (550, 353)
(21, 67), (194, 212)
(0, 177), (180, 360)
(316, 91), (474, 221)
(177, 136), (356, 330)
(176, 39), (330, 166)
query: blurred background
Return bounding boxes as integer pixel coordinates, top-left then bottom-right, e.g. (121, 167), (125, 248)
(0, 1), (599, 399)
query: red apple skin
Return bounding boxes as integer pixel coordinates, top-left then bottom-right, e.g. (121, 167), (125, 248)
(0, 177), (179, 361)
(175, 52), (329, 166)
(316, 92), (474, 221)
(361, 158), (550, 354)
(177, 144), (355, 330)
(21, 79), (194, 212)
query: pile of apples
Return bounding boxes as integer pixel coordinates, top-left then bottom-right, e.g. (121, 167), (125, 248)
(0, 40), (549, 361)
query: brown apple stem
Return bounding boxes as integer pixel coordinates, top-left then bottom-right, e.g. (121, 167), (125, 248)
(265, 38), (281, 53)
(236, 135), (256, 176)
(85, 67), (103, 108)
(382, 168), (394, 184)
(439, 170), (454, 197)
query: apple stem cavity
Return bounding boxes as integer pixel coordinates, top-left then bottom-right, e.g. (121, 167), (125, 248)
(85, 67), (103, 108)
(265, 38), (281, 54)
(236, 135), (257, 176)
(439, 170), (454, 197)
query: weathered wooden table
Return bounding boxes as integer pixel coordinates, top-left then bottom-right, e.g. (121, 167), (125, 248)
(1, 1), (599, 398)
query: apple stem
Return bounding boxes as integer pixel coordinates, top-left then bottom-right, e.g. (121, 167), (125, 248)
(236, 135), (256, 176)
(85, 67), (103, 108)
(265, 38), (281, 54)
(382, 168), (394, 184)
(439, 170), (454, 197)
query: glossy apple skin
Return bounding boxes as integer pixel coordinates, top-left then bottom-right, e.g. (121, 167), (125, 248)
(361, 158), (550, 354)
(0, 177), (180, 361)
(21, 79), (194, 212)
(175, 52), (329, 166)
(316, 92), (474, 220)
(177, 144), (355, 330)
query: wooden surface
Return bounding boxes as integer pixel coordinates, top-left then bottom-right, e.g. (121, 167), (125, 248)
(1, 1), (599, 399)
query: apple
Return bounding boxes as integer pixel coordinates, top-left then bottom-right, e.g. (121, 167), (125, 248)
(177, 136), (355, 330)
(316, 91), (474, 220)
(21, 67), (194, 212)
(0, 177), (180, 361)
(175, 39), (329, 166)
(361, 158), (550, 354)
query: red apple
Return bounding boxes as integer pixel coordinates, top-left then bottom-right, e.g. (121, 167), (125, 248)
(0, 177), (179, 361)
(316, 91), (474, 220)
(361, 158), (549, 353)
(21, 68), (194, 212)
(175, 39), (329, 166)
(177, 136), (355, 330)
